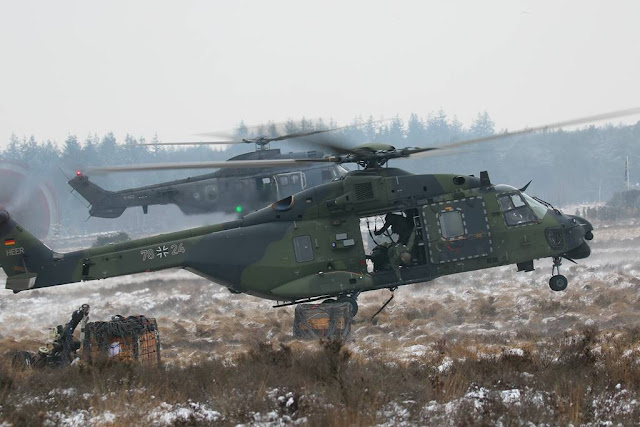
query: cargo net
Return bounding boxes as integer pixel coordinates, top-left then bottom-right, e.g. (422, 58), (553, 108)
(83, 315), (160, 366)
(293, 303), (352, 340)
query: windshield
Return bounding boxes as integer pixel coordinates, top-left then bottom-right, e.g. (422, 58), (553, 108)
(497, 192), (538, 226)
(521, 192), (548, 219)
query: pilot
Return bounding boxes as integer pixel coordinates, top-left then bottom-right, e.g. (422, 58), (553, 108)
(375, 213), (413, 245)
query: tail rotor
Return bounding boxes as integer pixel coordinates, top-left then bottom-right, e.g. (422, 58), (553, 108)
(0, 161), (59, 240)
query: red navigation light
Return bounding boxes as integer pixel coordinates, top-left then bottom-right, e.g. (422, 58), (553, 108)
(76, 170), (83, 177)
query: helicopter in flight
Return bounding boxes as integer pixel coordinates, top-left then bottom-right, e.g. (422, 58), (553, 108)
(68, 126), (350, 218)
(2, 109), (637, 316)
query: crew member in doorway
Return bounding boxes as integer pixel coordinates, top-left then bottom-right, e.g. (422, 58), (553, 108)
(375, 213), (413, 245)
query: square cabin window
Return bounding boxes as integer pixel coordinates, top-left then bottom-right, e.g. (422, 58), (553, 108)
(293, 235), (314, 263)
(439, 210), (465, 239)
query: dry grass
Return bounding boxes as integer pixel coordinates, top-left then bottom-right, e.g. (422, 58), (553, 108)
(1, 328), (640, 425)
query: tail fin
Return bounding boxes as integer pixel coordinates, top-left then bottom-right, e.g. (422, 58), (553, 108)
(0, 210), (55, 292)
(68, 174), (125, 218)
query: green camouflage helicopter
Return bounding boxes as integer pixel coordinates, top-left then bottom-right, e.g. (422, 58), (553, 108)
(67, 125), (353, 218)
(0, 109), (637, 316)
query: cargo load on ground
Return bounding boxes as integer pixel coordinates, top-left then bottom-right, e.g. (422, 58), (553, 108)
(293, 303), (352, 340)
(83, 315), (160, 366)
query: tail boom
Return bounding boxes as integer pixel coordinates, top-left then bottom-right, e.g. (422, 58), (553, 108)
(0, 209), (238, 293)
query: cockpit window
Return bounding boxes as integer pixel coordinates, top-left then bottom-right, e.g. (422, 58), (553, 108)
(521, 193), (548, 219)
(498, 194), (525, 211)
(497, 193), (537, 226)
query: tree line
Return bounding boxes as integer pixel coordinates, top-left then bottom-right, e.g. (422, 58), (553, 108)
(2, 110), (639, 214)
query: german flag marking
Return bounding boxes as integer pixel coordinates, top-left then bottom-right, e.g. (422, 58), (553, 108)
(4, 239), (16, 246)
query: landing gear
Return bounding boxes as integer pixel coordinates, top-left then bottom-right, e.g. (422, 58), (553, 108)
(336, 295), (358, 316)
(549, 275), (568, 291)
(549, 257), (568, 291)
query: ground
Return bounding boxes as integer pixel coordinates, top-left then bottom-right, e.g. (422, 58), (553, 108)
(1, 220), (640, 425)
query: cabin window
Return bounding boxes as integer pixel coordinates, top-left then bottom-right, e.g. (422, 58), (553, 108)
(293, 235), (314, 262)
(439, 210), (465, 239)
(497, 193), (537, 226)
(278, 175), (289, 185)
(204, 185), (217, 201)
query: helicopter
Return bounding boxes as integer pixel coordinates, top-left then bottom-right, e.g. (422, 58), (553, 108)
(1, 109), (637, 317)
(67, 126), (350, 218)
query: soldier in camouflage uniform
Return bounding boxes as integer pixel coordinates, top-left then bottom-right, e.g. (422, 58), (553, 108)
(387, 226), (417, 281)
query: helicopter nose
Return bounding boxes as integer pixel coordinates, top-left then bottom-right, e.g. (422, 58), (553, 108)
(568, 215), (594, 240)
(562, 215), (593, 259)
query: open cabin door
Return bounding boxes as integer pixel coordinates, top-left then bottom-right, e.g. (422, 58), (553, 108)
(422, 196), (493, 264)
(275, 171), (306, 199)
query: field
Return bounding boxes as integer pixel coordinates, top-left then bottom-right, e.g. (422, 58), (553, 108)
(1, 220), (640, 425)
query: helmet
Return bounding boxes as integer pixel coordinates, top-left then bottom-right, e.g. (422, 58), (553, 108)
(399, 252), (412, 266)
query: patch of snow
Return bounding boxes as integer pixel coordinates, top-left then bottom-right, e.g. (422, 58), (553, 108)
(500, 389), (521, 405)
(505, 348), (524, 357)
(43, 410), (116, 426)
(405, 344), (428, 357)
(436, 357), (453, 373)
(48, 388), (77, 397)
(376, 401), (411, 426)
(146, 401), (222, 426)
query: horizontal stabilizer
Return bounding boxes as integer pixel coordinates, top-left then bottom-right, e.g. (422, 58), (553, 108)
(5, 272), (38, 293)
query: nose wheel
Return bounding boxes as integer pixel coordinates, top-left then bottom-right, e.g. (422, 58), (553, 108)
(549, 257), (568, 291)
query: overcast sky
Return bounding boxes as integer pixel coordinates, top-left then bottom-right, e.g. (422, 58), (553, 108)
(0, 0), (639, 147)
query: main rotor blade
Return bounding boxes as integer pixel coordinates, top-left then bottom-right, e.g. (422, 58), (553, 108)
(87, 158), (336, 173)
(430, 107), (640, 153)
(296, 133), (363, 156)
(267, 124), (355, 142)
(195, 120), (292, 139)
(145, 125), (353, 146)
(136, 140), (247, 146)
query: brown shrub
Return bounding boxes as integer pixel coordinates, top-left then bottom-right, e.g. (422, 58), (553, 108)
(475, 296), (497, 318)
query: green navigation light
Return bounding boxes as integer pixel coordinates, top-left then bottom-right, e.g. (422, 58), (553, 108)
(235, 205), (243, 213)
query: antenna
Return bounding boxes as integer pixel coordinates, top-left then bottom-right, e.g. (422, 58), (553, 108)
(626, 156), (630, 191)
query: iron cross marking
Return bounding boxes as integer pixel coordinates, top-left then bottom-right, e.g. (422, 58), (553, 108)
(156, 245), (169, 258)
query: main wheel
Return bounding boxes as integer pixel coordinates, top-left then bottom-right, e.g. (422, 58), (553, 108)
(337, 296), (358, 316)
(549, 275), (568, 292)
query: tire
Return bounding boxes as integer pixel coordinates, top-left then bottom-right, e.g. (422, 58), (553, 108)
(337, 296), (358, 316)
(549, 275), (568, 292)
